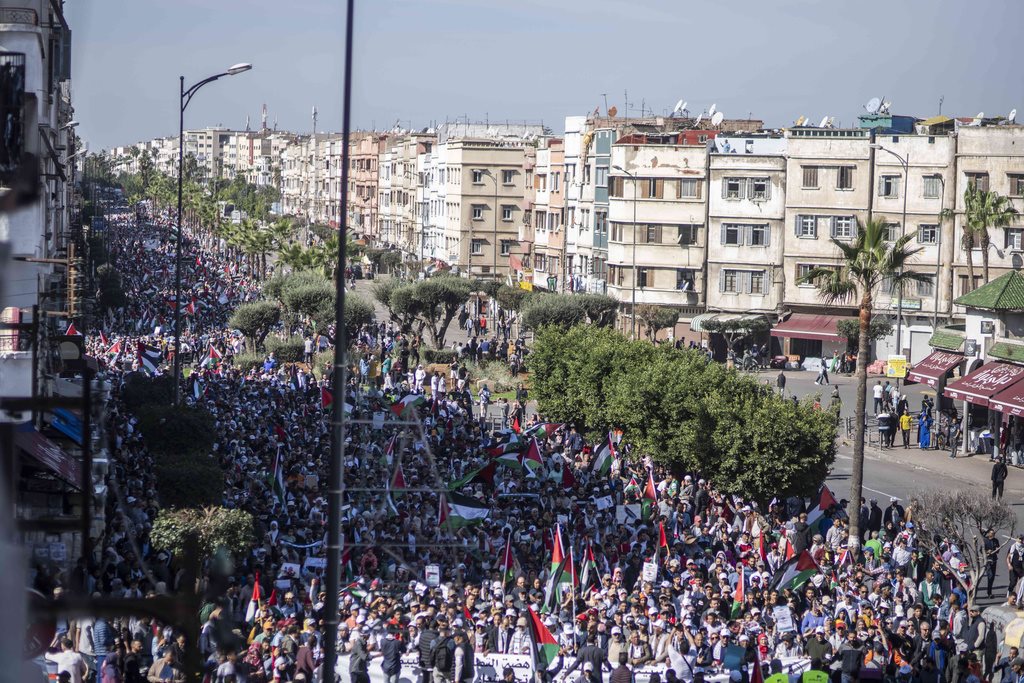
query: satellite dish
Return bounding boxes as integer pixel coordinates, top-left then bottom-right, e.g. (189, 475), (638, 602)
(879, 101), (892, 114)
(827, 117), (836, 128)
(969, 112), (984, 127)
(679, 101), (687, 114)
(607, 106), (618, 118)
(695, 113), (703, 125)
(708, 103), (717, 116)
(1008, 108), (1018, 124)
(795, 115), (806, 127)
(865, 97), (882, 114)
(673, 99), (685, 115)
(711, 112), (724, 127)
(818, 115), (829, 128)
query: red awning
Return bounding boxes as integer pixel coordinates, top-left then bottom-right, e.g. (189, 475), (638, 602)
(944, 362), (1024, 407)
(14, 426), (82, 489)
(990, 380), (1024, 417)
(906, 351), (963, 386)
(770, 314), (843, 342)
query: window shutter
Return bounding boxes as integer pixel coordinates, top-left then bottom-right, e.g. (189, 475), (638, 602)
(794, 215), (802, 236)
(721, 179), (729, 199)
(742, 271), (752, 294)
(764, 224), (771, 247)
(877, 177), (885, 196)
(830, 216), (838, 238)
(720, 223), (727, 245)
(656, 179), (665, 199)
(655, 225), (663, 243)
(765, 180), (771, 200)
(719, 268), (726, 292)
(745, 178), (754, 199)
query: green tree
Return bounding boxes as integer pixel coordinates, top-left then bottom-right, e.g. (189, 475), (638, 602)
(799, 218), (929, 550)
(409, 275), (472, 347)
(228, 300), (281, 351)
(702, 316), (770, 354)
(836, 317), (893, 355)
(389, 283), (426, 334)
(150, 507), (254, 560)
(521, 295), (586, 330)
(634, 304), (681, 341)
(961, 185), (1020, 286)
(496, 285), (534, 312)
(96, 263), (126, 311)
(370, 277), (403, 323)
(575, 293), (619, 328)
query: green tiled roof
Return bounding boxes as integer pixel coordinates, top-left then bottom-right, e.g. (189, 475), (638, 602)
(929, 328), (965, 351)
(987, 342), (1024, 363)
(954, 271), (1024, 310)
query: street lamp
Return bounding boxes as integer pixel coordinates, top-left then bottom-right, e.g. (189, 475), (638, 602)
(932, 175), (946, 332)
(612, 164), (639, 339)
(870, 144), (909, 382)
(482, 168), (499, 282)
(174, 63), (252, 405)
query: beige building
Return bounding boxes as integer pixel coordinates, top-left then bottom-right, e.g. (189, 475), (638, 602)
(378, 133), (436, 259)
(529, 139), (566, 290)
(607, 132), (711, 339)
(349, 132), (389, 239)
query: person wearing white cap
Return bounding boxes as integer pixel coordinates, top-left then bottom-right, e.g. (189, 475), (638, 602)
(651, 619), (672, 664)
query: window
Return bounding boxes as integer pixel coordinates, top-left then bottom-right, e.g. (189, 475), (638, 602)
(837, 166), (854, 190)
(610, 222), (623, 241)
(923, 175), (942, 199)
(958, 274), (982, 295)
(918, 224), (938, 244)
(916, 278), (935, 297)
(796, 263), (817, 285)
(677, 224), (699, 246)
(643, 224), (663, 244)
(676, 269), (696, 291)
(502, 169), (514, 185)
(749, 271), (766, 295)
(1006, 228), (1024, 251)
(802, 166), (819, 189)
(723, 224), (744, 245)
(595, 211), (607, 234)
(472, 205), (484, 220)
(795, 215), (817, 239)
(1010, 174), (1024, 197)
(595, 166), (608, 187)
(722, 269), (739, 293)
(883, 222), (901, 242)
(552, 172), (560, 192)
(724, 178), (744, 199)
(637, 268), (653, 288)
(641, 178), (664, 199)
(610, 264), (624, 286)
(502, 206), (513, 221)
(749, 224), (770, 246)
(749, 178), (770, 200)
(608, 176), (624, 197)
(583, 165), (591, 185)
(472, 169), (484, 184)
(966, 172), (990, 192)
(679, 178), (701, 199)
(878, 175), (901, 198)
(831, 216), (854, 239)
(471, 239), (484, 255)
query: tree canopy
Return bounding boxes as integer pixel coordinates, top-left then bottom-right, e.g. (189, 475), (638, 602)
(228, 300), (281, 351)
(530, 325), (837, 506)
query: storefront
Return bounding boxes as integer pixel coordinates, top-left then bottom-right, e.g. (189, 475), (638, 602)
(944, 362), (1024, 457)
(906, 350), (963, 388)
(769, 313), (849, 361)
(990, 380), (1024, 465)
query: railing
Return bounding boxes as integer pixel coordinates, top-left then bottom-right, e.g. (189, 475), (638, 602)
(0, 8), (39, 25)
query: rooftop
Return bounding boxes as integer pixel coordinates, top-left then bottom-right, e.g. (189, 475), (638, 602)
(954, 271), (1024, 310)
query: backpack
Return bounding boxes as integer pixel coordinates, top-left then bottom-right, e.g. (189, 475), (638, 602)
(432, 636), (454, 673)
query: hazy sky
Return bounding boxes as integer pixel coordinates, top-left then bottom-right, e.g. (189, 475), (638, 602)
(67, 0), (1024, 152)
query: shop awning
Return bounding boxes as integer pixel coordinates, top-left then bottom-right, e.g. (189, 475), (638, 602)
(990, 379), (1024, 417)
(944, 362), (1024, 406)
(906, 351), (963, 386)
(770, 314), (844, 341)
(14, 425), (82, 489)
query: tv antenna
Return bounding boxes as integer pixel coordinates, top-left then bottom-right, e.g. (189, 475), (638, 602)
(864, 97), (882, 114)
(711, 111), (724, 127)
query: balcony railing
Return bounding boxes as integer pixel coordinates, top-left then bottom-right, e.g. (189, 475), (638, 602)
(0, 8), (38, 25)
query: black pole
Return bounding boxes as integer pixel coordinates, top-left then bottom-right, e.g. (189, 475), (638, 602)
(174, 76), (185, 406)
(323, 1), (355, 680)
(81, 367), (93, 571)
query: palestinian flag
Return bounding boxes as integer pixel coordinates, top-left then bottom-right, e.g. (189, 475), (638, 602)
(105, 340), (122, 359)
(511, 414), (521, 433)
(487, 433), (524, 458)
(731, 564), (745, 618)
(448, 460), (497, 490)
(544, 525), (571, 610)
(270, 445), (286, 504)
(806, 484), (839, 531)
(383, 434), (397, 465)
(580, 541), (600, 593)
(321, 387), (333, 410)
(561, 463), (576, 490)
(65, 322), (81, 336)
(591, 433), (615, 477)
(659, 522), (669, 552)
(624, 476), (640, 498)
(768, 550), (820, 593)
(523, 438), (543, 471)
(244, 571), (262, 624)
(391, 394), (426, 417)
(500, 533), (519, 587)
(137, 342), (162, 374)
(184, 298), (196, 315)
(389, 462), (407, 498)
(524, 422), (562, 441)
(99, 331), (108, 345)
(642, 470), (658, 520)
(340, 581), (367, 601)
(527, 606), (559, 670)
(200, 344), (222, 368)
(441, 492), (489, 529)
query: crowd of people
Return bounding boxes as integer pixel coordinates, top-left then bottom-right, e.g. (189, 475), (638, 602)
(29, 201), (1017, 683)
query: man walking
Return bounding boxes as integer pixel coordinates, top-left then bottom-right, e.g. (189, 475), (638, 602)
(777, 370), (787, 397)
(993, 457), (1009, 499)
(816, 360), (830, 386)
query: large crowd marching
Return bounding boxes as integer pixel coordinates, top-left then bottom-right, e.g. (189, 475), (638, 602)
(30, 202), (1018, 683)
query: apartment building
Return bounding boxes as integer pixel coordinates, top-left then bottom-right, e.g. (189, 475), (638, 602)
(529, 139), (566, 290)
(349, 132), (389, 239)
(377, 133), (435, 259)
(445, 139), (529, 280)
(705, 135), (788, 318)
(420, 142), (447, 262)
(607, 130), (716, 339)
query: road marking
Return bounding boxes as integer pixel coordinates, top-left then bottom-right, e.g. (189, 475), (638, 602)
(829, 454), (902, 499)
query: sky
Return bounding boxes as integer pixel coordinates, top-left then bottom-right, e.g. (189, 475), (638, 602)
(67, 0), (1024, 152)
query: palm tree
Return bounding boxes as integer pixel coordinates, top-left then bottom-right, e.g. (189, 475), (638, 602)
(799, 218), (930, 551)
(961, 185), (1019, 287)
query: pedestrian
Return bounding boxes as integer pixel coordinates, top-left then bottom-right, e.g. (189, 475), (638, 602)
(816, 361), (829, 386)
(873, 380), (884, 413)
(900, 409), (912, 448)
(993, 457), (1009, 499)
(777, 370), (787, 396)
(1008, 536), (1024, 597)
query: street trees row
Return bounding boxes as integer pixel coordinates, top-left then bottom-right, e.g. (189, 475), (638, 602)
(530, 324), (837, 506)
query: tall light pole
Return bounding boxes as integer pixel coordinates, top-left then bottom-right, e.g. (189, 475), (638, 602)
(482, 168), (499, 281)
(870, 144), (909, 384)
(612, 165), (638, 338)
(174, 63), (252, 405)
(933, 175), (945, 332)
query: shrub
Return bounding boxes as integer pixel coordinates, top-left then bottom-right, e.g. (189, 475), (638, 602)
(232, 352), (264, 373)
(135, 405), (217, 458)
(472, 360), (519, 393)
(155, 452), (225, 509)
(266, 336), (305, 363)
(315, 350), (335, 377)
(423, 348), (457, 365)
(521, 295), (586, 330)
(121, 373), (175, 408)
(150, 507), (254, 559)
(228, 301), (281, 351)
